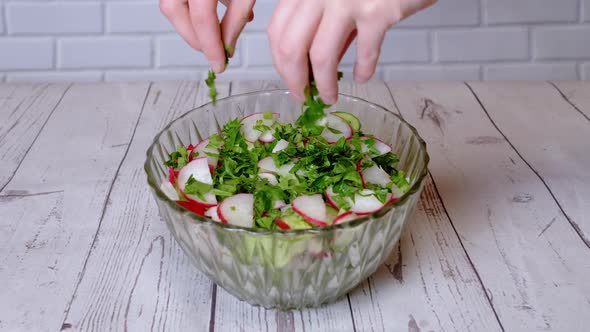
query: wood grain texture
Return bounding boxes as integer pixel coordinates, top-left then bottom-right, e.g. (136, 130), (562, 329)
(551, 81), (590, 121)
(468, 81), (590, 248)
(212, 81), (356, 332)
(388, 81), (590, 331)
(60, 81), (230, 331)
(340, 82), (502, 332)
(0, 83), (71, 190)
(0, 83), (151, 332)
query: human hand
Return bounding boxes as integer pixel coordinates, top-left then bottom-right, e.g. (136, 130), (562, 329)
(160, 0), (255, 73)
(267, 0), (436, 103)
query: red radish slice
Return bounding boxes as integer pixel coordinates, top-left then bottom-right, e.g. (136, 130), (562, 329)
(176, 200), (206, 216)
(240, 112), (279, 143)
(292, 194), (328, 227)
(274, 218), (291, 230)
(321, 114), (353, 143)
(333, 211), (358, 225)
(218, 193), (254, 228)
(326, 187), (391, 215)
(258, 172), (278, 185)
(258, 129), (275, 143)
(273, 199), (287, 209)
(257, 156), (294, 176)
(315, 117), (328, 126)
(280, 204), (291, 213)
(204, 206), (221, 222)
(350, 189), (391, 215)
(362, 164), (391, 187)
(194, 138), (220, 167)
(168, 166), (176, 184)
(325, 187), (339, 209)
(361, 137), (392, 156)
(177, 157), (217, 206)
(160, 181), (180, 201)
(272, 139), (289, 153)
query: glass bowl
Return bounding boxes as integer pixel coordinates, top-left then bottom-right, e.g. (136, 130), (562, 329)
(145, 90), (429, 309)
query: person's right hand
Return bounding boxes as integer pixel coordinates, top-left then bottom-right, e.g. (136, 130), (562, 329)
(160, 0), (255, 73)
(267, 0), (436, 103)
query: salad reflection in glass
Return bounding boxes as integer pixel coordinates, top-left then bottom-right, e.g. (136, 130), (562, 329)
(160, 90), (410, 231)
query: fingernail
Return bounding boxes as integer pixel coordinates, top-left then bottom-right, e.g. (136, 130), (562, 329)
(323, 94), (337, 105)
(213, 61), (225, 73)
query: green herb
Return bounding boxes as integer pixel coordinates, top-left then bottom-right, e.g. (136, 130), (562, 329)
(184, 175), (213, 201)
(205, 45), (234, 105)
(164, 145), (189, 170)
(391, 170), (411, 192)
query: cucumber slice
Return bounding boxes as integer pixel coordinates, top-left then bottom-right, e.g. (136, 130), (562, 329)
(331, 111), (361, 132)
(279, 208), (313, 230)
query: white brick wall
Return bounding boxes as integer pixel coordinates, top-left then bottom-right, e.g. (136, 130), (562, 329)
(484, 0), (578, 24)
(0, 0), (589, 81)
(6, 3), (102, 35)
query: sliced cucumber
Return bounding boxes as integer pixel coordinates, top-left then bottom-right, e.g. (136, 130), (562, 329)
(280, 208), (313, 230)
(331, 111), (361, 132)
(325, 205), (339, 225)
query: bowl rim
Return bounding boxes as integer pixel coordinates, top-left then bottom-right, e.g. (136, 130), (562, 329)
(145, 89), (429, 236)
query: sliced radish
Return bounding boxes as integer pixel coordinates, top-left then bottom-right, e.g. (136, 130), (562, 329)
(326, 187), (391, 216)
(177, 157), (217, 207)
(280, 204), (291, 213)
(350, 189), (391, 215)
(361, 136), (392, 156)
(274, 218), (291, 230)
(272, 139), (289, 153)
(160, 181), (180, 201)
(316, 117), (328, 126)
(292, 194), (327, 227)
(321, 114), (353, 143)
(176, 200), (206, 216)
(257, 156), (294, 176)
(218, 193), (254, 228)
(194, 138), (220, 167)
(258, 129), (275, 143)
(333, 211), (358, 225)
(240, 112), (279, 143)
(273, 199), (287, 209)
(168, 166), (176, 185)
(325, 187), (339, 209)
(258, 172), (278, 185)
(204, 206), (221, 222)
(361, 164), (391, 187)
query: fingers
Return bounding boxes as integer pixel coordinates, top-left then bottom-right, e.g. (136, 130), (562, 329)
(189, 0), (226, 72)
(160, 0), (201, 51)
(269, 0), (323, 101)
(354, 23), (386, 83)
(220, 0), (255, 57)
(338, 30), (357, 63)
(309, 11), (355, 104)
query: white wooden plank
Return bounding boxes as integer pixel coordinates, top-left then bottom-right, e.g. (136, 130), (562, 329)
(60, 81), (230, 331)
(0, 83), (150, 331)
(0, 83), (71, 189)
(339, 82), (502, 332)
(468, 81), (590, 247)
(551, 81), (590, 120)
(387, 81), (590, 331)
(212, 81), (356, 332)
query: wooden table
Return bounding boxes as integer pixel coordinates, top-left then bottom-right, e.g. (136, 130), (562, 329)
(1, 81), (589, 332)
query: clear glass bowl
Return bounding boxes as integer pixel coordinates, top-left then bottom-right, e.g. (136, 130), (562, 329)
(145, 90), (429, 309)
